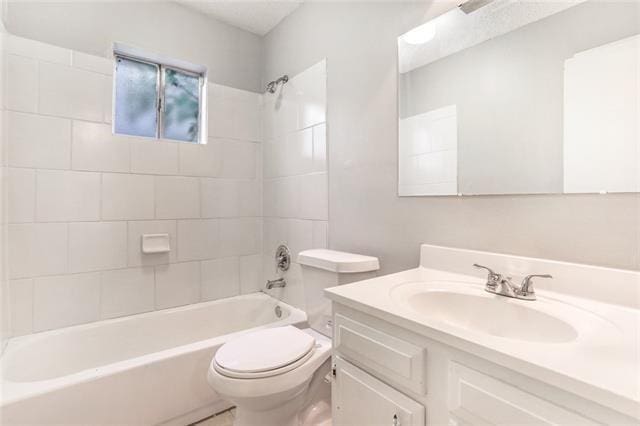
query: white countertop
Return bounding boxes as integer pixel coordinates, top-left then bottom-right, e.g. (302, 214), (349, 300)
(325, 265), (640, 419)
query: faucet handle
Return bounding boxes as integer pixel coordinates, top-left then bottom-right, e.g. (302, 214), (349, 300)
(519, 274), (552, 297)
(473, 264), (501, 288)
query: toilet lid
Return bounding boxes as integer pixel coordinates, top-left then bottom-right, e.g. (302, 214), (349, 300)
(214, 326), (316, 374)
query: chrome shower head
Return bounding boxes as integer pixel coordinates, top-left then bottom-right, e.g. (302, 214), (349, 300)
(459, 0), (493, 14)
(265, 75), (289, 94)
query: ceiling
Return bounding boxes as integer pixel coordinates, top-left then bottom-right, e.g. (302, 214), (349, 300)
(175, 1), (302, 36)
(399, 0), (586, 74)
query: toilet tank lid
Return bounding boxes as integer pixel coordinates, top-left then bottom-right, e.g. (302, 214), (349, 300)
(297, 249), (380, 273)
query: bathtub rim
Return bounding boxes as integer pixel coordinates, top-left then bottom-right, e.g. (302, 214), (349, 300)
(0, 292), (307, 406)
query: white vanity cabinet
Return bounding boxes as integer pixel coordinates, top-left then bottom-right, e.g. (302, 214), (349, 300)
(333, 357), (425, 426)
(330, 304), (636, 426)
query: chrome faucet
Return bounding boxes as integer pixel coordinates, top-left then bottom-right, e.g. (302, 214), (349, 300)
(266, 278), (286, 289)
(473, 264), (552, 301)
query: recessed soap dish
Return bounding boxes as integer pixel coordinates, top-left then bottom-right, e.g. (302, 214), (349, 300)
(141, 234), (170, 254)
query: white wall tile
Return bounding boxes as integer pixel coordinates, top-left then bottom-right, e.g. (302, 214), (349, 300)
(299, 173), (328, 220)
(238, 180), (262, 217)
(7, 111), (71, 169)
(278, 176), (302, 218)
(4, 35), (71, 65)
(240, 254), (262, 294)
(293, 60), (327, 130)
(201, 179), (237, 218)
(219, 217), (261, 257)
(131, 140), (178, 175)
(69, 222), (127, 273)
(312, 123), (327, 173)
(312, 220), (329, 249)
(9, 279), (33, 336)
(217, 139), (257, 178)
(9, 223), (68, 279)
(6, 54), (38, 113)
(39, 62), (106, 122)
(201, 257), (240, 301)
(155, 262), (200, 309)
(72, 121), (129, 172)
(155, 176), (200, 219)
(72, 51), (113, 75)
(208, 97), (234, 139)
(33, 272), (100, 331)
(177, 219), (218, 261)
(284, 128), (313, 176)
(201, 179), (261, 218)
(6, 35), (72, 65)
(262, 179), (277, 217)
(8, 168), (35, 223)
(36, 170), (100, 222)
(287, 219), (313, 257)
(263, 217), (288, 256)
(127, 220), (177, 267)
(100, 267), (155, 319)
(234, 98), (261, 142)
(178, 142), (221, 177)
(101, 173), (154, 220)
(103, 76), (113, 124)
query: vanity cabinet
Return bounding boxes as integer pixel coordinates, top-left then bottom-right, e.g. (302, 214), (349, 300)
(331, 304), (636, 426)
(332, 357), (425, 426)
(447, 362), (597, 425)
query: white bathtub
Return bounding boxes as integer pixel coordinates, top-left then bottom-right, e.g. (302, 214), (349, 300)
(0, 292), (306, 425)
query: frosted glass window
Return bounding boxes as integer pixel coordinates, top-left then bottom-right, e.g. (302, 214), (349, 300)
(113, 52), (205, 143)
(162, 68), (200, 142)
(114, 57), (159, 138)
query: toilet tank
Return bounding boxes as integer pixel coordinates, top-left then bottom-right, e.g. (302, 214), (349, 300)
(297, 249), (380, 337)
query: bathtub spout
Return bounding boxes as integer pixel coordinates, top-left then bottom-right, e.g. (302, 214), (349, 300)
(266, 278), (286, 289)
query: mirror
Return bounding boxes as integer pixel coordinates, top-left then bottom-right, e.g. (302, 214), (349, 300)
(398, 0), (639, 196)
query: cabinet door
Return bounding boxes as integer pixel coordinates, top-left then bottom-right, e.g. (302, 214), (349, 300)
(448, 362), (599, 426)
(333, 357), (425, 426)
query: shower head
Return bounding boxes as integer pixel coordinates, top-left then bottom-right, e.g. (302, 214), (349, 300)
(458, 0), (493, 14)
(265, 74), (289, 93)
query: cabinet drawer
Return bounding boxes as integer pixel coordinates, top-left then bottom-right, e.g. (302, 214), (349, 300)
(333, 356), (425, 426)
(334, 313), (426, 394)
(448, 362), (598, 425)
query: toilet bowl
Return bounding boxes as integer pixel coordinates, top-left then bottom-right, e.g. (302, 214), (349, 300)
(207, 249), (380, 426)
(207, 327), (332, 426)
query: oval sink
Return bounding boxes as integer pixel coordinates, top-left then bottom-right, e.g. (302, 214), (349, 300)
(391, 281), (580, 343)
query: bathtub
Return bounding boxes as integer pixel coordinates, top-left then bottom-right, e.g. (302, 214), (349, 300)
(0, 292), (306, 425)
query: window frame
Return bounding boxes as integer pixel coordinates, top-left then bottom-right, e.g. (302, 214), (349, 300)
(113, 47), (207, 144)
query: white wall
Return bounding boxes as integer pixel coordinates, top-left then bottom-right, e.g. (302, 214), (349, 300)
(262, 60), (328, 308)
(4, 35), (263, 335)
(3, 1), (263, 93)
(263, 1), (640, 273)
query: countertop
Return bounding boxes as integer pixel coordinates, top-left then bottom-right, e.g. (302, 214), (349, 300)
(325, 266), (640, 419)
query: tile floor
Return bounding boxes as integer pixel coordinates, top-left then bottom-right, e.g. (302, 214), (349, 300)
(192, 408), (236, 426)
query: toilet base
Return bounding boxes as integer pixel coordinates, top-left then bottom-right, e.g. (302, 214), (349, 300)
(231, 359), (331, 426)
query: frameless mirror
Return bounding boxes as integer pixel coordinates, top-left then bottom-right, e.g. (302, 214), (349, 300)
(398, 0), (639, 196)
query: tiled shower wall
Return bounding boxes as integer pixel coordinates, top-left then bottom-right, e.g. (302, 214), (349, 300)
(262, 60), (328, 308)
(4, 35), (263, 336)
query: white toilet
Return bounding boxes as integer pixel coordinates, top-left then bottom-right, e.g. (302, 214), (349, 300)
(207, 249), (380, 426)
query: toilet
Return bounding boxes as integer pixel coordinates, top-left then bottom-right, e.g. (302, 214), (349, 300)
(207, 249), (380, 426)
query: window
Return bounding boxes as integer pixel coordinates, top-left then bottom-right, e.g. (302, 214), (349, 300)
(114, 51), (206, 143)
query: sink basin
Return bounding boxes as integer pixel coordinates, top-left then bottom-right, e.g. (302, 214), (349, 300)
(391, 281), (581, 343)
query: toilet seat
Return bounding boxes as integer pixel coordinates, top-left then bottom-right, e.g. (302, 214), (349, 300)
(214, 326), (316, 379)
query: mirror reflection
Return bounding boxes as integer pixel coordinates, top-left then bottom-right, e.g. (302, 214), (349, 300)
(398, 0), (640, 196)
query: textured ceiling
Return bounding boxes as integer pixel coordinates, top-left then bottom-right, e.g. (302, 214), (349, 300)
(175, 1), (302, 36)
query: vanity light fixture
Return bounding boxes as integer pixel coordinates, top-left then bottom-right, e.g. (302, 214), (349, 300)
(401, 21), (436, 45)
